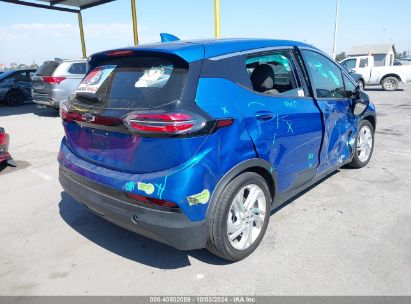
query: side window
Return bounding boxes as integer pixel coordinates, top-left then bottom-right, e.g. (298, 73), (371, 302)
(245, 51), (305, 98)
(68, 62), (86, 74)
(359, 58), (368, 68)
(341, 59), (356, 71)
(301, 50), (345, 99)
(343, 73), (357, 97)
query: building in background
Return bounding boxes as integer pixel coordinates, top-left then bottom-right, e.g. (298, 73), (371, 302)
(348, 44), (395, 66)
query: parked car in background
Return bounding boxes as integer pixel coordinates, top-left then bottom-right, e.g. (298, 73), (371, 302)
(0, 127), (14, 166)
(32, 59), (87, 109)
(59, 38), (376, 261)
(0, 69), (36, 105)
(348, 72), (365, 89)
(340, 55), (411, 90)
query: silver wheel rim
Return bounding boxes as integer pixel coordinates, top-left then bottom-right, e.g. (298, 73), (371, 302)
(357, 125), (373, 163)
(227, 184), (266, 251)
(384, 79), (395, 90)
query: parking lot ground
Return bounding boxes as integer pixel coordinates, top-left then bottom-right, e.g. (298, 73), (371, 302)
(0, 85), (411, 296)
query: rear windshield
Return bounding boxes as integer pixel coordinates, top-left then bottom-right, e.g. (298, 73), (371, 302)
(72, 55), (189, 110)
(35, 61), (60, 76)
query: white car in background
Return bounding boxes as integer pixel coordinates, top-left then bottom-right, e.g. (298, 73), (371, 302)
(340, 55), (411, 90)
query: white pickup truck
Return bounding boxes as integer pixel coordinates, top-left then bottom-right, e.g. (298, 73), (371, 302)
(340, 55), (411, 90)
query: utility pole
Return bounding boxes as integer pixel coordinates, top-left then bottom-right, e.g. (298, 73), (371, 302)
(131, 0), (139, 45)
(332, 0), (340, 59)
(214, 0), (221, 38)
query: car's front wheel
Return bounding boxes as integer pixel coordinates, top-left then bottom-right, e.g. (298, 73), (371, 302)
(348, 120), (374, 168)
(206, 172), (271, 261)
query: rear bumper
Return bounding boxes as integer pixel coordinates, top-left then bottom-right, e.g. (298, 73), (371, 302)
(32, 93), (58, 108)
(59, 166), (208, 250)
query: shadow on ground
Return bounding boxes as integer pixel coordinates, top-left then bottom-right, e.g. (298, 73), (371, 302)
(365, 88), (404, 92)
(0, 102), (59, 117)
(58, 192), (230, 269)
(58, 170), (343, 269)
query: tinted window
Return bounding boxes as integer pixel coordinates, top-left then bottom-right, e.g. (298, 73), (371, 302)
(35, 61), (59, 76)
(245, 51), (304, 98)
(301, 50), (345, 98)
(68, 62), (87, 74)
(72, 55), (188, 110)
(373, 54), (386, 67)
(359, 58), (368, 68)
(341, 59), (356, 70)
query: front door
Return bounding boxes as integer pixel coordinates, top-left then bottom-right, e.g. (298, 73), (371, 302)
(300, 49), (359, 174)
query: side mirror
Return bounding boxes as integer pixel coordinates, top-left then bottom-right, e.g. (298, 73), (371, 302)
(352, 90), (369, 116)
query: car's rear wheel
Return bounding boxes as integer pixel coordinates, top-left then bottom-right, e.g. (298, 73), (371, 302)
(348, 120), (374, 168)
(206, 172), (271, 261)
(382, 76), (399, 91)
(6, 90), (24, 106)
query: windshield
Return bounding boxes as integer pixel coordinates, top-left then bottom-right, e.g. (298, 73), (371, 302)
(71, 55), (189, 110)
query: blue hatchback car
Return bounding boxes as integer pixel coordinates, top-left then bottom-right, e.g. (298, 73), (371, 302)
(58, 38), (376, 261)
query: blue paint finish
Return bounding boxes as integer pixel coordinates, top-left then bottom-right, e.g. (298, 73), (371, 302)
(315, 98), (359, 174)
(63, 121), (208, 174)
(89, 38), (316, 64)
(195, 78), (323, 193)
(60, 39), (376, 228)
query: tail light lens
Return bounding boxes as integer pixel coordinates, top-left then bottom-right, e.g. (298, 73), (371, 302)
(0, 132), (9, 147)
(125, 192), (178, 208)
(124, 112), (202, 135)
(42, 76), (66, 84)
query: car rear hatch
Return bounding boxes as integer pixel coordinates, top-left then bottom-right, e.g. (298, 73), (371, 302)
(61, 50), (224, 174)
(32, 61), (60, 94)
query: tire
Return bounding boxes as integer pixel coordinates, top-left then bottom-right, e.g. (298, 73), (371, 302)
(382, 76), (399, 91)
(348, 120), (374, 168)
(206, 172), (271, 261)
(356, 79), (364, 90)
(6, 90), (24, 106)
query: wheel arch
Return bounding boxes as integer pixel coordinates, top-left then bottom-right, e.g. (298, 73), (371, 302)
(205, 158), (278, 225)
(380, 73), (402, 84)
(363, 113), (376, 131)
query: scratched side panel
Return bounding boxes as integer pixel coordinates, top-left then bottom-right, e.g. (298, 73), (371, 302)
(195, 78), (323, 194)
(315, 99), (358, 174)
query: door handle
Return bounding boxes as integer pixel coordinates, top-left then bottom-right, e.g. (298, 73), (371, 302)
(254, 111), (274, 121)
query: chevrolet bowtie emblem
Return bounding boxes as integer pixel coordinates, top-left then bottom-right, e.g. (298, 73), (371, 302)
(82, 112), (95, 123)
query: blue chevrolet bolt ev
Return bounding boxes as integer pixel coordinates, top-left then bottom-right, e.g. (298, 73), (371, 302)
(58, 38), (376, 261)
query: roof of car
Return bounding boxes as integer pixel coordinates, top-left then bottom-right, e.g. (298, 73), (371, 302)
(91, 38), (317, 63)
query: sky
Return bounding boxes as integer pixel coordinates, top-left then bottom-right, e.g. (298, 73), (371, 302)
(0, 0), (410, 65)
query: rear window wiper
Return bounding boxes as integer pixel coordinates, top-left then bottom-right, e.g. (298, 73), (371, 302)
(74, 92), (102, 104)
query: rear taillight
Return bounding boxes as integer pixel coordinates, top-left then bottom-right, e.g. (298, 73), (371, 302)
(42, 76), (66, 84)
(0, 133), (9, 146)
(125, 192), (178, 208)
(124, 112), (201, 135)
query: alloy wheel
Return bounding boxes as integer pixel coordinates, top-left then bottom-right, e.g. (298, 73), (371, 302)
(357, 125), (373, 163)
(227, 184), (266, 250)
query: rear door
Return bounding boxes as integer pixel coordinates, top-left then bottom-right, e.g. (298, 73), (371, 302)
(235, 49), (323, 193)
(62, 52), (208, 174)
(300, 48), (359, 174)
(353, 56), (372, 84)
